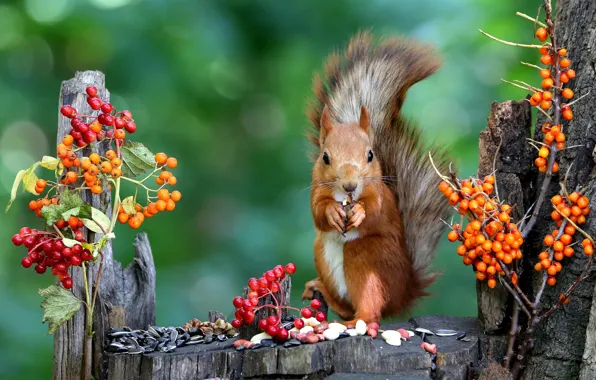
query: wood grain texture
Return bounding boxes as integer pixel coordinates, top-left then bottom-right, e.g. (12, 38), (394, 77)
(53, 71), (156, 380)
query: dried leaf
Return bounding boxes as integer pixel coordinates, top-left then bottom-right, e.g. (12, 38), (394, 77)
(121, 196), (136, 215)
(39, 285), (82, 334)
(5, 170), (26, 212)
(40, 156), (60, 170)
(61, 238), (81, 248)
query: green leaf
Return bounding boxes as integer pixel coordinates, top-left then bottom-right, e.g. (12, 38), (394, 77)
(120, 141), (155, 178)
(92, 233), (115, 258)
(40, 156), (60, 170)
(80, 207), (111, 233)
(5, 170), (26, 212)
(121, 196), (136, 215)
(39, 285), (82, 334)
(41, 204), (64, 226)
(60, 189), (85, 210)
(61, 238), (81, 248)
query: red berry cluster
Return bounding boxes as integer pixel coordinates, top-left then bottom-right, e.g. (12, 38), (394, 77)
(12, 226), (93, 289)
(60, 86), (137, 148)
(231, 263), (326, 343)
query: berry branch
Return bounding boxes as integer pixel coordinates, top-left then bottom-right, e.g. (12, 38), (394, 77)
(7, 84), (182, 380)
(433, 2), (592, 377)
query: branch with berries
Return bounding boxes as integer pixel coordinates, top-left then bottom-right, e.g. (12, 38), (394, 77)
(434, 1), (593, 378)
(6, 85), (181, 380)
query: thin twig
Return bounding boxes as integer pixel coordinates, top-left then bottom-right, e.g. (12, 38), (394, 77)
(564, 90), (591, 107)
(501, 78), (535, 92)
(515, 11), (547, 27)
(521, 61), (543, 70)
(479, 29), (548, 48)
(499, 276), (532, 318)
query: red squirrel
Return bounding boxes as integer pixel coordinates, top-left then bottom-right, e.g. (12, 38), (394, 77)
(302, 32), (451, 325)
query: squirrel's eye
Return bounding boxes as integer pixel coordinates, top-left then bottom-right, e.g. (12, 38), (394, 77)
(323, 152), (330, 165)
(367, 150), (374, 163)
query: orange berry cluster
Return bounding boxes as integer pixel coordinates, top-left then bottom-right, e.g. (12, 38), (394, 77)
(532, 28), (576, 119)
(535, 191), (592, 286)
(28, 196), (59, 218)
(116, 153), (181, 229)
(534, 122), (564, 173)
(440, 176), (523, 289)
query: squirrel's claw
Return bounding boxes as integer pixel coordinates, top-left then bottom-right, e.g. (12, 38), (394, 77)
(326, 203), (346, 232)
(346, 203), (366, 230)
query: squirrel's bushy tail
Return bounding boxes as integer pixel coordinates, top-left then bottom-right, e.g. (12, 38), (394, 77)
(307, 31), (451, 289)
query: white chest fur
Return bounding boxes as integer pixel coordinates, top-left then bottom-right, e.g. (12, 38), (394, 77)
(321, 229), (360, 300)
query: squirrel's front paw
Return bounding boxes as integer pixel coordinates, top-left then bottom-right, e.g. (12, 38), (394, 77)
(302, 279), (319, 301)
(346, 202), (366, 230)
(325, 203), (346, 233)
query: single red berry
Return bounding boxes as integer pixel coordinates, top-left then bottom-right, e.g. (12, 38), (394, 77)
(273, 267), (284, 279)
(19, 227), (32, 236)
(266, 325), (279, 337)
(258, 277), (269, 288)
(54, 263), (67, 273)
(242, 299), (253, 311)
(21, 257), (33, 268)
(73, 229), (85, 241)
(315, 312), (326, 322)
(265, 270), (276, 282)
(270, 282), (280, 293)
(71, 118), (83, 129)
(78, 123), (89, 134)
(103, 115), (115, 126)
(23, 236), (36, 248)
(277, 328), (289, 342)
(83, 131), (97, 144)
(235, 309), (244, 320)
(114, 118), (125, 129)
(249, 296), (258, 306)
(86, 86), (98, 97)
(87, 97), (102, 110)
(310, 299), (322, 309)
(43, 241), (54, 253)
(106, 129), (115, 139)
(81, 249), (93, 261)
(12, 234), (24, 246)
(101, 103), (113, 114)
(28, 251), (39, 262)
(52, 251), (62, 260)
(301, 308), (312, 318)
(267, 315), (279, 326)
(232, 296), (243, 308)
(70, 130), (82, 140)
(125, 121), (136, 133)
(53, 240), (65, 252)
(258, 319), (269, 331)
(285, 263), (296, 274)
(244, 310), (255, 324)
(70, 255), (82, 266)
(231, 319), (243, 329)
(72, 244), (82, 255)
(293, 319), (304, 329)
(62, 277), (73, 289)
(62, 247), (72, 257)
(257, 287), (268, 297)
(248, 277), (259, 291)
(35, 263), (47, 274)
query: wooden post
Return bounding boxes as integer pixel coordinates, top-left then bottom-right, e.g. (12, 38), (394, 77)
(52, 71), (156, 380)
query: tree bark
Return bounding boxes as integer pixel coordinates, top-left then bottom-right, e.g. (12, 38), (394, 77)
(523, 1), (596, 379)
(53, 71), (156, 380)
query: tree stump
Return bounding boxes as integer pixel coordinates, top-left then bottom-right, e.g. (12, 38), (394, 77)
(52, 71), (157, 380)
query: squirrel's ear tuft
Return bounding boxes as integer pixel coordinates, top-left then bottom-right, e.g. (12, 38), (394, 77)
(359, 105), (370, 133)
(320, 105), (333, 145)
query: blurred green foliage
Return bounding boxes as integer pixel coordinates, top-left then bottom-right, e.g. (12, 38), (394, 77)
(0, 0), (541, 378)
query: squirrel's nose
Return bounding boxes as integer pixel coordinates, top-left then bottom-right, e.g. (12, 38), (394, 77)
(343, 182), (357, 193)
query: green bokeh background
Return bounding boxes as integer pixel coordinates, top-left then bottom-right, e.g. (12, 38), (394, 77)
(0, 0), (541, 378)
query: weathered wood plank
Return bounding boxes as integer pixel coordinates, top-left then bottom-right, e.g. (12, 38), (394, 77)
(106, 315), (479, 379)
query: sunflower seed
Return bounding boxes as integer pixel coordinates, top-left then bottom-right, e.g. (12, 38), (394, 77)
(436, 329), (458, 337)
